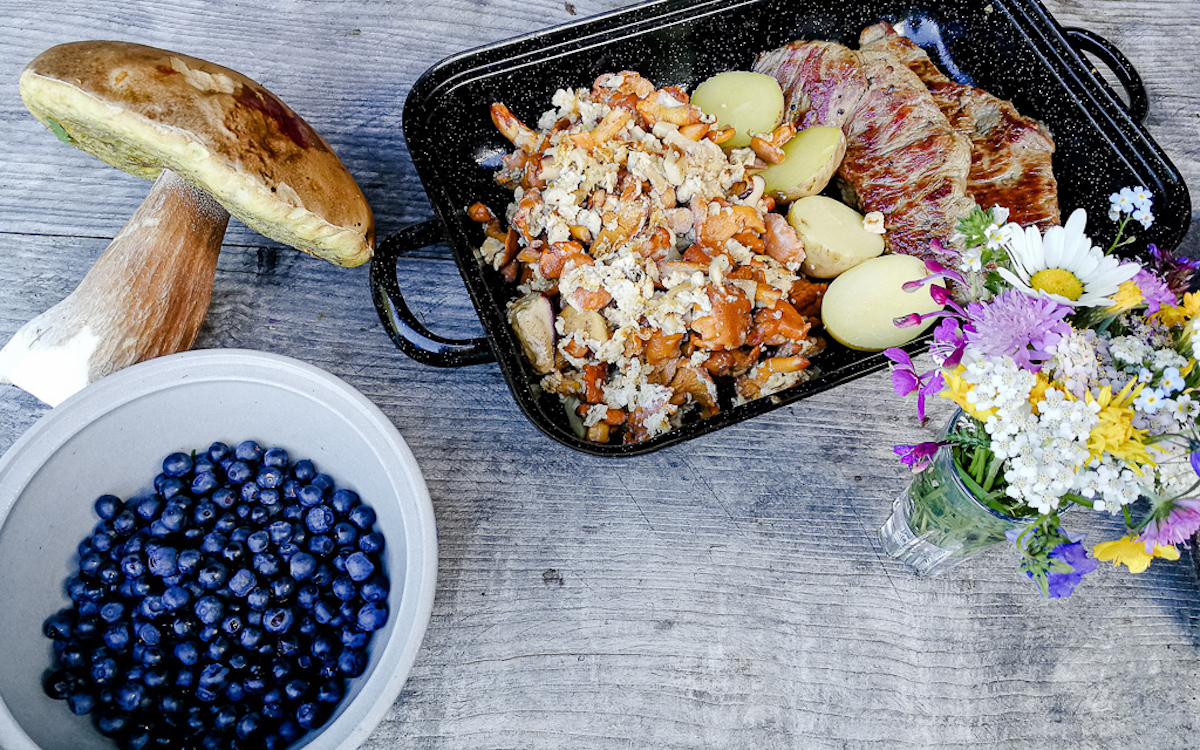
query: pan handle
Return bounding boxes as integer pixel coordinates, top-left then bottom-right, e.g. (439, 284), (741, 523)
(369, 219), (496, 367)
(1063, 27), (1149, 122)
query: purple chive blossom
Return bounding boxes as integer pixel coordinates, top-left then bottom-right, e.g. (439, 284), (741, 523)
(1131, 268), (1175, 315)
(893, 441), (944, 471)
(1043, 538), (1098, 599)
(1190, 450), (1200, 479)
(1138, 497), (1200, 550)
(964, 290), (1072, 372)
(1148, 243), (1200, 297)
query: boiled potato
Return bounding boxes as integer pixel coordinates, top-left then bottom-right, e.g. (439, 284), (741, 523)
(690, 71), (784, 149)
(821, 254), (941, 351)
(788, 195), (884, 278)
(758, 126), (846, 202)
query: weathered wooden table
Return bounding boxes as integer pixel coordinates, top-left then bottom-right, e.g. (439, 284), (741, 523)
(2, 1), (1198, 747)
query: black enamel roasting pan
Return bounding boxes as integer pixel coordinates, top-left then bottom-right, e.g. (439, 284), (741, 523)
(370, 0), (1192, 456)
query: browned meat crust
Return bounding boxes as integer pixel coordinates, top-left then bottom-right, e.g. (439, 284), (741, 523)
(754, 39), (975, 270)
(859, 22), (1060, 229)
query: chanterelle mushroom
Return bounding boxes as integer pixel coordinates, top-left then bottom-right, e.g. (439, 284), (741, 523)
(0, 41), (375, 406)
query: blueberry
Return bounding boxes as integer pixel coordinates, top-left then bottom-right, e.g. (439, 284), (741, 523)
(345, 551), (376, 582)
(174, 640), (200, 666)
(249, 505), (272, 525)
(234, 440), (263, 463)
(207, 635), (233, 662)
(143, 666), (168, 689)
(94, 494), (122, 520)
(263, 607), (295, 634)
(226, 461), (253, 484)
(162, 585), (191, 611)
(298, 484), (325, 507)
(332, 576), (357, 602)
(359, 531), (385, 554)
(338, 648), (364, 676)
(349, 505), (377, 530)
(270, 577), (296, 601)
(221, 614), (244, 636)
(43, 611), (74, 639)
(312, 563), (334, 587)
(80, 551), (105, 576)
(193, 454), (217, 474)
(332, 521), (359, 546)
(112, 509), (137, 536)
(201, 531), (227, 554)
(313, 599), (338, 625)
(264, 446), (290, 468)
(116, 682), (145, 712)
(199, 662), (229, 690)
(228, 568), (257, 598)
(240, 626), (265, 650)
(195, 595), (223, 625)
(247, 610), (264, 627)
(296, 701), (323, 729)
(222, 541), (248, 565)
(139, 595), (165, 619)
(341, 628), (369, 649)
(137, 622), (161, 645)
(246, 586), (271, 611)
(198, 625), (219, 643)
(212, 486), (237, 509)
(197, 560), (228, 589)
(257, 465), (285, 489)
(361, 575), (389, 603)
(158, 477), (187, 500)
(191, 471), (219, 496)
(171, 616), (198, 638)
(59, 646), (86, 669)
(95, 710), (129, 736)
(43, 669), (76, 700)
(308, 534), (335, 556)
(120, 553), (146, 579)
(330, 488), (360, 515)
(259, 488), (281, 507)
(177, 548), (202, 575)
(215, 513), (238, 534)
(290, 552), (317, 580)
(296, 584), (319, 610)
(137, 645), (164, 667)
(240, 482), (261, 503)
(89, 530), (114, 553)
(253, 552), (282, 577)
(207, 441), (231, 461)
(67, 691), (96, 715)
(228, 651), (249, 671)
(147, 545), (178, 577)
(162, 452), (193, 477)
(357, 601), (388, 631)
(317, 679), (345, 702)
(229, 526), (252, 544)
(90, 654), (120, 684)
(292, 459), (316, 482)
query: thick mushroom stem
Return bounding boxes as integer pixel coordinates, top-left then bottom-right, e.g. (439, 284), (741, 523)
(0, 168), (230, 406)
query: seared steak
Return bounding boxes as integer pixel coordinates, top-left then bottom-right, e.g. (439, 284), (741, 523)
(859, 22), (1060, 229)
(755, 39), (975, 270)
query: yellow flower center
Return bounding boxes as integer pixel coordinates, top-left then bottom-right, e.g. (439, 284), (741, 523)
(1029, 268), (1084, 301)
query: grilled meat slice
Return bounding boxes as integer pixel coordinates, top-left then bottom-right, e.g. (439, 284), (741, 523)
(755, 40), (975, 270)
(860, 22), (1060, 229)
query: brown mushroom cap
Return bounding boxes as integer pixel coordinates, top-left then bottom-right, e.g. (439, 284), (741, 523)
(19, 41), (374, 267)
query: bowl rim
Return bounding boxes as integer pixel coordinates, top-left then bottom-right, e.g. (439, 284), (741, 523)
(0, 348), (439, 750)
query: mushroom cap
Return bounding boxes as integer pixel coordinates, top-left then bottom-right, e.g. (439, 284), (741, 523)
(19, 41), (374, 267)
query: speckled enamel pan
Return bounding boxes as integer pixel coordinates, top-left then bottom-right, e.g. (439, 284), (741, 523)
(372, 0), (1191, 456)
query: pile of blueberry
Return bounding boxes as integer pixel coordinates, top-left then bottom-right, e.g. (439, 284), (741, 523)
(41, 440), (389, 750)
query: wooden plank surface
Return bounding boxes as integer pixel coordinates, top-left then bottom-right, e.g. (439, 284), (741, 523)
(1, 1), (1198, 748)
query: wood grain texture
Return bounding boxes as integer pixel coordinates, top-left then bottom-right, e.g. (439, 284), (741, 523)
(1, 1), (1199, 748)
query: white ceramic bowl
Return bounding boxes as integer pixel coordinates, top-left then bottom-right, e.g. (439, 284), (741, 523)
(0, 349), (438, 750)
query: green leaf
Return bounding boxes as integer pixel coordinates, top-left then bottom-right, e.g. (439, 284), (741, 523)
(45, 117), (73, 145)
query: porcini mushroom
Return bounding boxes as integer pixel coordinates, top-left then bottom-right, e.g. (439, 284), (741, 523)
(0, 41), (375, 406)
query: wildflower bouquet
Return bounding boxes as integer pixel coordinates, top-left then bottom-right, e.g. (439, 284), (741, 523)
(886, 188), (1200, 597)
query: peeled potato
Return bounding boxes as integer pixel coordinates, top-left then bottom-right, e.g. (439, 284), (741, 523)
(759, 126), (846, 202)
(821, 254), (941, 351)
(690, 71), (784, 149)
(788, 195), (885, 278)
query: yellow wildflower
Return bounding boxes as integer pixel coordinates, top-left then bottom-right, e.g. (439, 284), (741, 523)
(1086, 379), (1154, 468)
(940, 365), (995, 421)
(1028, 371), (1054, 414)
(1105, 279), (1144, 314)
(1093, 535), (1180, 574)
(1154, 290), (1200, 328)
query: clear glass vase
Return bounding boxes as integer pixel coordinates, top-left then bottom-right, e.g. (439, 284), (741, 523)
(879, 412), (1032, 576)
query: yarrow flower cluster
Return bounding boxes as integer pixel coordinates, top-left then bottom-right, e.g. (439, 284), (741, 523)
(888, 190), (1200, 598)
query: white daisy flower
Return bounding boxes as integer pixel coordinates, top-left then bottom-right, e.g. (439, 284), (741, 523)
(996, 208), (1140, 307)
